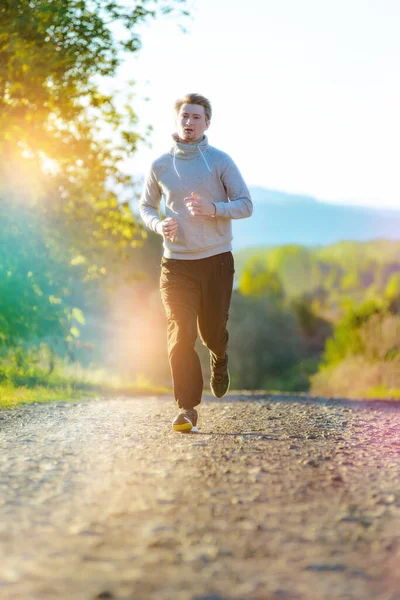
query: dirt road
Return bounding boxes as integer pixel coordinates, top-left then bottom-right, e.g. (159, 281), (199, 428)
(0, 393), (399, 600)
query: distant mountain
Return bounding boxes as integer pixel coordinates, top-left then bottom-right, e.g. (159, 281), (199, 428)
(232, 187), (400, 250)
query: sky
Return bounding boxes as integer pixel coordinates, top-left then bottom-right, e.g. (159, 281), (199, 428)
(114, 0), (400, 209)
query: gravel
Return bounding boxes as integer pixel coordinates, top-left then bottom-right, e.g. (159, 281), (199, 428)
(0, 393), (399, 600)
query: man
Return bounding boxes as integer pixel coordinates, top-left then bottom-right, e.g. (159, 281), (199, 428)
(139, 93), (253, 433)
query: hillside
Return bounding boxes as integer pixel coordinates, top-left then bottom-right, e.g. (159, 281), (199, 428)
(234, 239), (400, 313)
(232, 187), (400, 250)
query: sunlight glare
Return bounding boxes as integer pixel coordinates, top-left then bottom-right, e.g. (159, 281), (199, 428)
(41, 155), (60, 176)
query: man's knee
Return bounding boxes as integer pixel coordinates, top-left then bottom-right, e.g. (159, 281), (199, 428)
(200, 328), (229, 357)
(167, 318), (197, 355)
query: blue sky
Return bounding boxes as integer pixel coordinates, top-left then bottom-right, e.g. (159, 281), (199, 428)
(115, 0), (400, 209)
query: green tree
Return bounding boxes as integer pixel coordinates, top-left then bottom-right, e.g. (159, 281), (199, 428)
(0, 0), (187, 267)
(228, 292), (308, 390)
(321, 299), (387, 368)
(267, 245), (320, 298)
(0, 0), (186, 353)
(239, 256), (284, 300)
(0, 200), (89, 352)
(385, 272), (400, 313)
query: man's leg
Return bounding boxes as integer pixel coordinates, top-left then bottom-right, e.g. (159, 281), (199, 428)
(198, 252), (235, 396)
(160, 258), (203, 410)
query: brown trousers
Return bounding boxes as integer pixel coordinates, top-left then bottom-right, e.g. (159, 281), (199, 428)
(160, 251), (235, 409)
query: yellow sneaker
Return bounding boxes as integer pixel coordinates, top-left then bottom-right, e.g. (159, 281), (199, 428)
(172, 408), (198, 433)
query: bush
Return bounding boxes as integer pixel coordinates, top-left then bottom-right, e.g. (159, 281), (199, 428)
(311, 304), (400, 398)
(310, 355), (400, 399)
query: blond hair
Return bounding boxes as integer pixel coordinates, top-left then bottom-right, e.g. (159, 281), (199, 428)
(174, 93), (212, 122)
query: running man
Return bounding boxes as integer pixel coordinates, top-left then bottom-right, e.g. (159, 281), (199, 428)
(139, 93), (253, 432)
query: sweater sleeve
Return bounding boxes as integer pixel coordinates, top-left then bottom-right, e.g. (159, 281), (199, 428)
(139, 167), (163, 233)
(214, 155), (253, 219)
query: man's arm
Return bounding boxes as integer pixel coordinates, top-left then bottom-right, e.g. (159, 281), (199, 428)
(139, 167), (163, 233)
(139, 167), (178, 239)
(214, 155), (253, 219)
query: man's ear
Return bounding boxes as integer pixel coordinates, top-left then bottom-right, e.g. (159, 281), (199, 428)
(205, 120), (211, 130)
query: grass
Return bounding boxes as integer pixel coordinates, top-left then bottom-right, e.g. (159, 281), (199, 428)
(0, 384), (94, 409)
(0, 363), (171, 410)
(365, 386), (400, 400)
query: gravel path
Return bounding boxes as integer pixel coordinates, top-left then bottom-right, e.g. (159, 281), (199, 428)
(0, 393), (399, 600)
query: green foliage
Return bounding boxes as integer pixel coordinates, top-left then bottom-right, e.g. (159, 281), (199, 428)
(0, 0), (177, 268)
(0, 344), (60, 387)
(0, 0), (187, 264)
(0, 343), (170, 409)
(238, 245), (325, 301)
(311, 297), (400, 398)
(267, 245), (321, 297)
(228, 291), (317, 391)
(0, 202), (69, 348)
(239, 255), (283, 300)
(310, 353), (400, 399)
(234, 241), (399, 395)
(321, 299), (386, 367)
(0, 1), (186, 354)
(0, 0), (186, 157)
(385, 272), (400, 312)
(386, 272), (400, 299)
(236, 240), (400, 317)
(289, 297), (332, 344)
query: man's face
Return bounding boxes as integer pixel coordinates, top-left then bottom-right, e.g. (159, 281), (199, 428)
(177, 103), (210, 143)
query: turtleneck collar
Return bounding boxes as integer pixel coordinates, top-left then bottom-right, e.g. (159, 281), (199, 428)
(170, 134), (212, 179)
(170, 134), (209, 159)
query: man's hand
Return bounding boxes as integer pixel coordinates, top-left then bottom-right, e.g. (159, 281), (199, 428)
(157, 217), (178, 240)
(184, 192), (216, 217)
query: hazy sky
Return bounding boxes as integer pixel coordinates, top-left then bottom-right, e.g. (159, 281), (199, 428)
(115, 0), (400, 209)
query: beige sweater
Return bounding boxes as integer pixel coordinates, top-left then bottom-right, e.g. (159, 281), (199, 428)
(139, 135), (253, 259)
